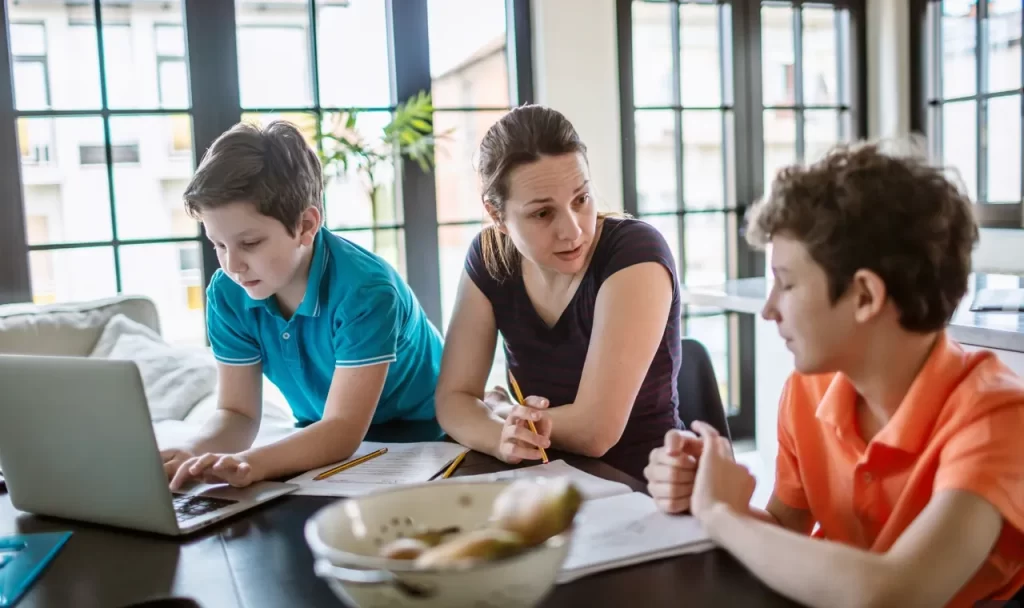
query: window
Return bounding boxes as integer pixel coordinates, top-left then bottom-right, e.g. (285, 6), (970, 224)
(915, 0), (1022, 228)
(156, 24), (189, 109)
(6, 0), (203, 345)
(623, 0), (864, 438)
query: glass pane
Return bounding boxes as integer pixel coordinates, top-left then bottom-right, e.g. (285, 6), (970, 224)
(684, 313), (729, 406)
(158, 60), (190, 109)
(804, 109), (840, 164)
(802, 6), (838, 105)
(680, 3), (721, 107)
(120, 242), (206, 346)
(762, 109), (797, 194)
(942, 100), (978, 200)
(333, 229), (406, 279)
(13, 61), (49, 110)
(639, 214), (681, 275)
(684, 212), (726, 287)
(29, 247), (117, 305)
(428, 0), (508, 109)
(321, 111), (399, 228)
(987, 95), (1021, 203)
(942, 1), (976, 99)
(632, 0), (673, 107)
(682, 111), (724, 209)
(636, 110), (677, 213)
(435, 110), (506, 224)
(235, 4), (312, 109)
(10, 22), (46, 55)
(53, 18), (103, 110)
(109, 115), (197, 240)
(761, 4), (795, 107)
(438, 224), (484, 331)
(20, 117), (114, 245)
(101, 1), (185, 109)
(317, 0), (391, 108)
(986, 1), (1022, 93)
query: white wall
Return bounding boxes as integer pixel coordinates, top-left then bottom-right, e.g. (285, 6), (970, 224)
(531, 0), (625, 212)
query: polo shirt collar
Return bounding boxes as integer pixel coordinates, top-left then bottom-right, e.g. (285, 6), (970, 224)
(816, 331), (963, 455)
(243, 227), (330, 318)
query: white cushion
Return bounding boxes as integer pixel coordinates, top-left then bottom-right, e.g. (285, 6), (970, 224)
(89, 314), (217, 422)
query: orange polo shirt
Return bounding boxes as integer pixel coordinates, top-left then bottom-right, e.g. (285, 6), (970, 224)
(775, 332), (1024, 606)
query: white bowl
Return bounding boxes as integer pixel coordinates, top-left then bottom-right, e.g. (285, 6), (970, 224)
(305, 480), (572, 608)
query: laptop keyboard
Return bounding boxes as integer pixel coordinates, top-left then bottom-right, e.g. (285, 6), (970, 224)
(172, 493), (238, 523)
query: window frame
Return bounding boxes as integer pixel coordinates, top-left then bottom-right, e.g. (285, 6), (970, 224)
(910, 0), (1024, 229)
(617, 0), (868, 440)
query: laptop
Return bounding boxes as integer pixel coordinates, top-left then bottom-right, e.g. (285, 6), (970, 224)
(0, 355), (298, 535)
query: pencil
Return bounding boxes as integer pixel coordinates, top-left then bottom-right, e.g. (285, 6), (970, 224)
(440, 449), (470, 479)
(313, 447), (388, 481)
(508, 371), (549, 464)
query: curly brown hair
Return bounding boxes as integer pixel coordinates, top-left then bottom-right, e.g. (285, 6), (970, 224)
(745, 139), (979, 333)
(183, 121), (323, 235)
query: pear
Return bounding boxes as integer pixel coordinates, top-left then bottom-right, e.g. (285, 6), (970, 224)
(489, 477), (583, 546)
(408, 525), (461, 547)
(379, 537), (432, 560)
(413, 528), (525, 569)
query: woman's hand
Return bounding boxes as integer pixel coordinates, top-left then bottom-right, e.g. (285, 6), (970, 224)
(497, 396), (552, 464)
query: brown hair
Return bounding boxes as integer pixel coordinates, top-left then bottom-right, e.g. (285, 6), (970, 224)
(183, 120), (323, 235)
(477, 104), (609, 280)
(745, 138), (978, 333)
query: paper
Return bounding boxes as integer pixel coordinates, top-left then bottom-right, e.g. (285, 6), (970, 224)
(288, 442), (468, 497)
(558, 492), (714, 583)
(445, 460), (633, 501)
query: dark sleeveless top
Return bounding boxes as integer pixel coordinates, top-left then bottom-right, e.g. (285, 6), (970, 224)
(465, 217), (684, 479)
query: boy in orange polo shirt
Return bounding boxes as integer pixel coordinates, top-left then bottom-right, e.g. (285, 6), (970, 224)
(645, 140), (1024, 607)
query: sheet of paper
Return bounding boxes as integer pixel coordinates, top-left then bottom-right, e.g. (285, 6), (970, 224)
(288, 442), (468, 497)
(445, 460), (633, 501)
(557, 492), (713, 583)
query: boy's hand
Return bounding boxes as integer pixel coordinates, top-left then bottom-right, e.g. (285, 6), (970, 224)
(497, 396), (552, 464)
(160, 448), (195, 480)
(169, 452), (262, 491)
(689, 421), (755, 522)
(645, 428), (702, 513)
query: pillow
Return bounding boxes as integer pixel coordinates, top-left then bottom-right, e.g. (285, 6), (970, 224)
(89, 314), (217, 422)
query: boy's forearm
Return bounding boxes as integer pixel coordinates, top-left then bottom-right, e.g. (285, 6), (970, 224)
(186, 409), (260, 455)
(241, 417), (365, 481)
(702, 504), (888, 608)
(437, 392), (505, 459)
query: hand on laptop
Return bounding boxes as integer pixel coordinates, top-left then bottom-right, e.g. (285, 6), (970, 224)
(168, 452), (261, 491)
(161, 448), (195, 479)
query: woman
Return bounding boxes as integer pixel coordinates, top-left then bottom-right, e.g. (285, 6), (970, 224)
(435, 105), (683, 479)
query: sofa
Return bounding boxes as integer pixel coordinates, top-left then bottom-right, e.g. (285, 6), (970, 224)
(0, 295), (297, 446)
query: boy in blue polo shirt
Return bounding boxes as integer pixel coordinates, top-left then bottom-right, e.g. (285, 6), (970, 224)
(161, 120), (445, 489)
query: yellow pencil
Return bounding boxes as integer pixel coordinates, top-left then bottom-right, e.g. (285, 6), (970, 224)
(441, 449), (470, 479)
(313, 447), (388, 481)
(508, 372), (549, 464)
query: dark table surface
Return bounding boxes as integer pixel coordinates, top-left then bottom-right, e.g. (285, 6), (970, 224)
(0, 451), (800, 608)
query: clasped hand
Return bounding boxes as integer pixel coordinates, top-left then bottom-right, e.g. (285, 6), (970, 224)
(486, 385), (552, 465)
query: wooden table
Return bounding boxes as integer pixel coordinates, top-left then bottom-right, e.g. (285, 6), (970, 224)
(0, 451), (800, 608)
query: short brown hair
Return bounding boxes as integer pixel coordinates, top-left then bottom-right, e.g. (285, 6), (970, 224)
(745, 139), (979, 333)
(184, 121), (323, 234)
(476, 105), (608, 281)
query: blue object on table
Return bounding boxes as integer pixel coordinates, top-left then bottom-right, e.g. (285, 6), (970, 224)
(0, 532), (71, 607)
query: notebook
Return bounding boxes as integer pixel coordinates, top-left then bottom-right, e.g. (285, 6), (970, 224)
(0, 531), (72, 607)
(452, 460), (714, 582)
(287, 441), (469, 497)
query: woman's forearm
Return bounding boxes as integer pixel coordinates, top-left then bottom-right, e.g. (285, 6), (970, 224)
(436, 391), (506, 458)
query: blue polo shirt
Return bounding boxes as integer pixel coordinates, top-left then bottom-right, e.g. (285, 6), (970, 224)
(205, 227), (444, 438)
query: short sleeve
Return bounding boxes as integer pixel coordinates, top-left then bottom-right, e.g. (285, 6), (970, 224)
(464, 231), (499, 300)
(206, 272), (262, 366)
(934, 405), (1024, 565)
(597, 219), (679, 287)
(333, 283), (400, 368)
(774, 376), (810, 510)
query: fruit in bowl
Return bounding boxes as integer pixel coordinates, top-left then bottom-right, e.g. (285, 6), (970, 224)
(305, 476), (583, 608)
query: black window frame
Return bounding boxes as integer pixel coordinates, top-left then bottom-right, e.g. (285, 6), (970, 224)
(910, 0), (1024, 229)
(617, 0), (868, 440)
